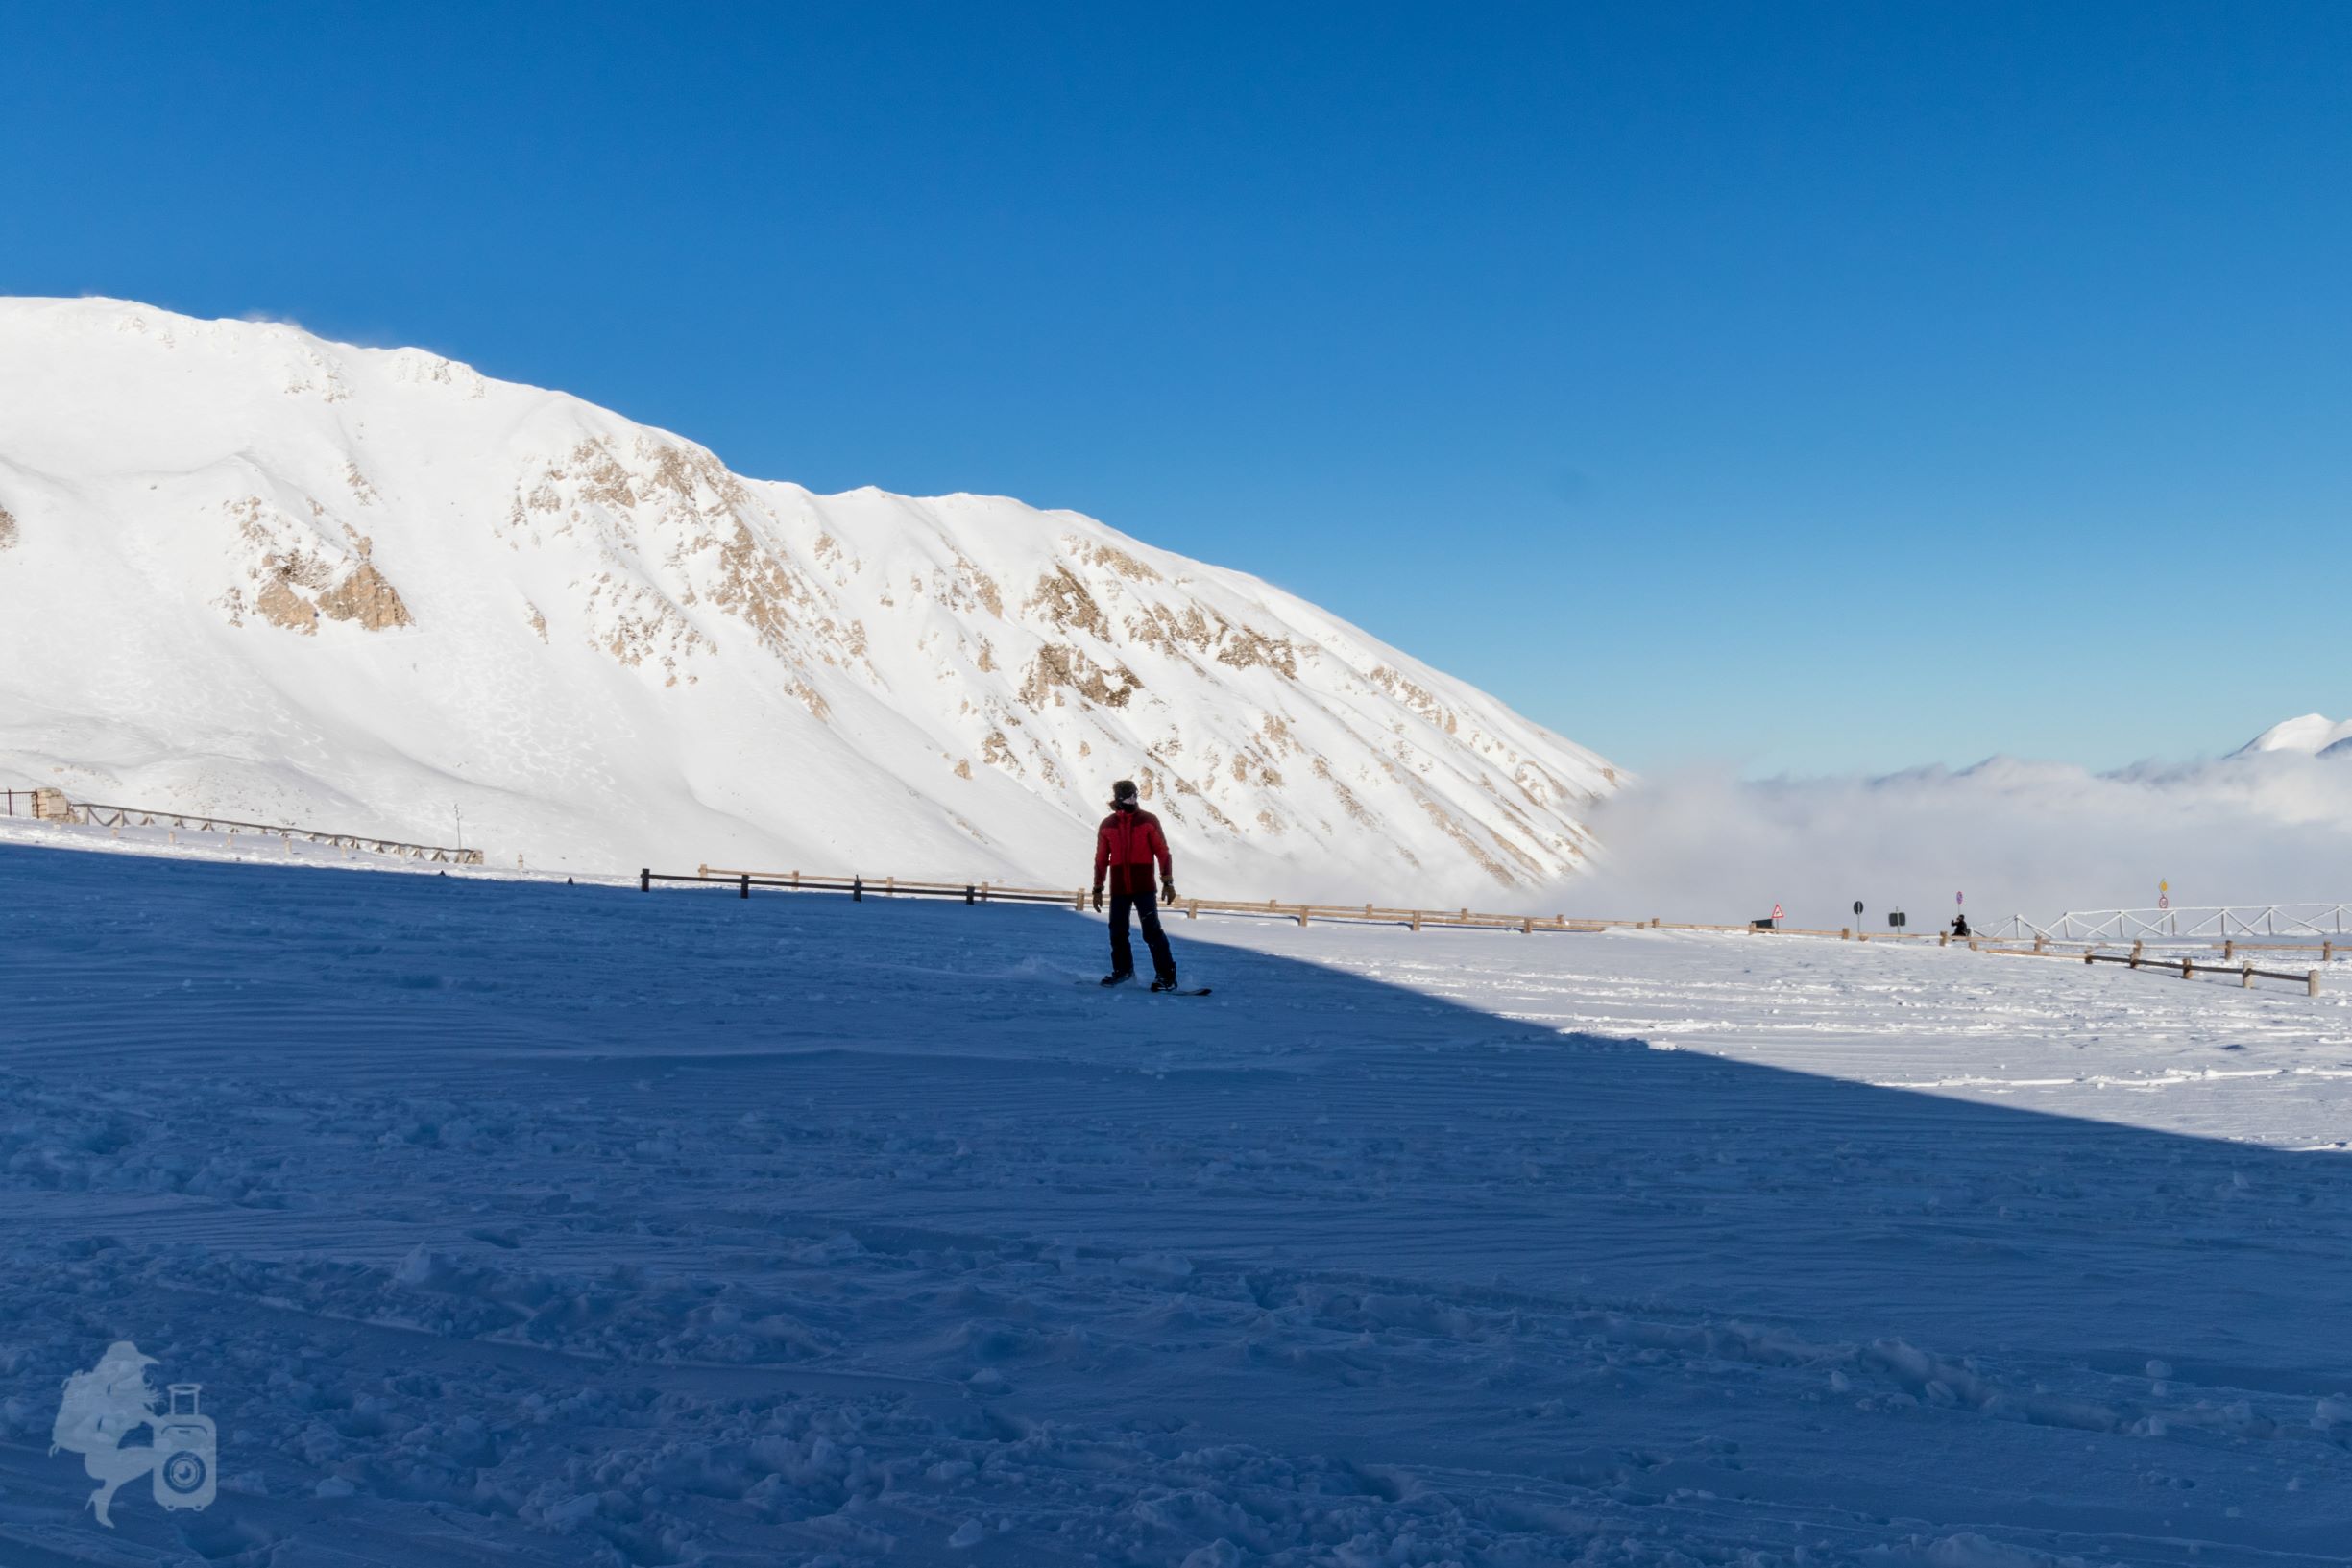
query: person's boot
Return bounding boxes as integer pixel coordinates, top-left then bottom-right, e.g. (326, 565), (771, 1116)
(1100, 971), (1134, 987)
(1150, 975), (1180, 993)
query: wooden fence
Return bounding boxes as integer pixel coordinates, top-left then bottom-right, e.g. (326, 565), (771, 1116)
(1966, 936), (2326, 996)
(656, 865), (1947, 941)
(643, 865), (2331, 997)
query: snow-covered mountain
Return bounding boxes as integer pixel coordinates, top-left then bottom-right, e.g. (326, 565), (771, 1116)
(2234, 713), (2352, 760)
(0, 297), (1616, 899)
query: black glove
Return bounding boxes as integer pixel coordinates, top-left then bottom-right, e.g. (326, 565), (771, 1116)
(1162, 880), (1176, 902)
(1091, 887), (1103, 912)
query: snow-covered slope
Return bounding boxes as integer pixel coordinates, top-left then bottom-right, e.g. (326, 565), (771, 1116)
(0, 297), (1615, 897)
(5, 843), (2347, 1562)
(2236, 712), (2352, 760)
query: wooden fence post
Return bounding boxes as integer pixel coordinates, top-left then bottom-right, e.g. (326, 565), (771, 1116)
(2243, 963), (2253, 988)
(2224, 939), (2235, 960)
(1841, 928), (1852, 941)
(1410, 911), (1422, 932)
(2313, 970), (2324, 998)
(740, 873), (750, 900)
(854, 876), (863, 903)
(1297, 906), (1309, 928)
(2180, 957), (2193, 980)
(640, 868), (649, 892)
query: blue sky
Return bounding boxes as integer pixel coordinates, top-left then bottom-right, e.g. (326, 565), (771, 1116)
(6, 3), (2345, 773)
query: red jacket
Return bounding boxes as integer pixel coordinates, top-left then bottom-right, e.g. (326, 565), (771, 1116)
(1094, 808), (1172, 895)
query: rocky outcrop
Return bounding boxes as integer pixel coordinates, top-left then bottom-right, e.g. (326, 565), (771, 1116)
(316, 560), (413, 630)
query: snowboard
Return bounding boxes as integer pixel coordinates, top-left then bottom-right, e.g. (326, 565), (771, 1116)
(1085, 981), (1214, 996)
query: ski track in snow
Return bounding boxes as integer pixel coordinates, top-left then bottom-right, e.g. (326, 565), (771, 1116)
(3, 841), (2351, 1566)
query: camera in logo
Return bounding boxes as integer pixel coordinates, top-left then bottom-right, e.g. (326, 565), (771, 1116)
(153, 1385), (216, 1510)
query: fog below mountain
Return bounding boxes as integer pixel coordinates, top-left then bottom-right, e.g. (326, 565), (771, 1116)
(1580, 749), (2352, 926)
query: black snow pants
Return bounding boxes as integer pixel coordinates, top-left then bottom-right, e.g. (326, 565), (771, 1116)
(1108, 885), (1177, 983)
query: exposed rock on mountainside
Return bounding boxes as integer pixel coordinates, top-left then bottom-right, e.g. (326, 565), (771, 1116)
(0, 297), (1617, 896)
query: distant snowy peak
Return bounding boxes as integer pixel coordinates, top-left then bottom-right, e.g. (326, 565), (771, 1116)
(0, 296), (1617, 898)
(2235, 714), (2352, 760)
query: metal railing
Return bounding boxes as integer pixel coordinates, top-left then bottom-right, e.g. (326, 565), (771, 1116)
(1978, 905), (2352, 943)
(41, 798), (482, 865)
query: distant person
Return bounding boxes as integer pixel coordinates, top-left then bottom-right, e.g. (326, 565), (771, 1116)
(1093, 779), (1179, 990)
(1951, 912), (1971, 939)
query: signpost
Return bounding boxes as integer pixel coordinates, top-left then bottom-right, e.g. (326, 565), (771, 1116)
(1853, 900), (1864, 932)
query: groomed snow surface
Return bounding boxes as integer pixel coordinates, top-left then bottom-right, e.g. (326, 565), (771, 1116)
(3, 840), (2350, 1567)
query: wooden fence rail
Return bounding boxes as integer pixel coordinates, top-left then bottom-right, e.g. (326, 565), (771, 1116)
(658, 866), (1949, 941)
(645, 866), (2333, 997)
(1969, 938), (2325, 995)
(680, 864), (1683, 932)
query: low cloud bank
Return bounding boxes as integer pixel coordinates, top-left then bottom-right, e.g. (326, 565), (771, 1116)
(1575, 754), (2352, 928)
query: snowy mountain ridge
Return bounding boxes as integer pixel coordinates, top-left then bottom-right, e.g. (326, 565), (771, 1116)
(0, 296), (1616, 897)
(2235, 713), (2352, 760)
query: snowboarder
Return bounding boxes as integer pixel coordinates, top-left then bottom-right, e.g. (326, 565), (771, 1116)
(1951, 911), (1971, 939)
(1092, 779), (1180, 991)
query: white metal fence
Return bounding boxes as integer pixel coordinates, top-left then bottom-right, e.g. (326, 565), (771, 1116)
(1979, 905), (2352, 942)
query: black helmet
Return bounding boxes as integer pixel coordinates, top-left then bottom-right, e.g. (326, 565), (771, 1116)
(1110, 779), (1139, 808)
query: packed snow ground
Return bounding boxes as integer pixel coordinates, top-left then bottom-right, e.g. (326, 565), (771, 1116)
(2, 841), (2350, 1567)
